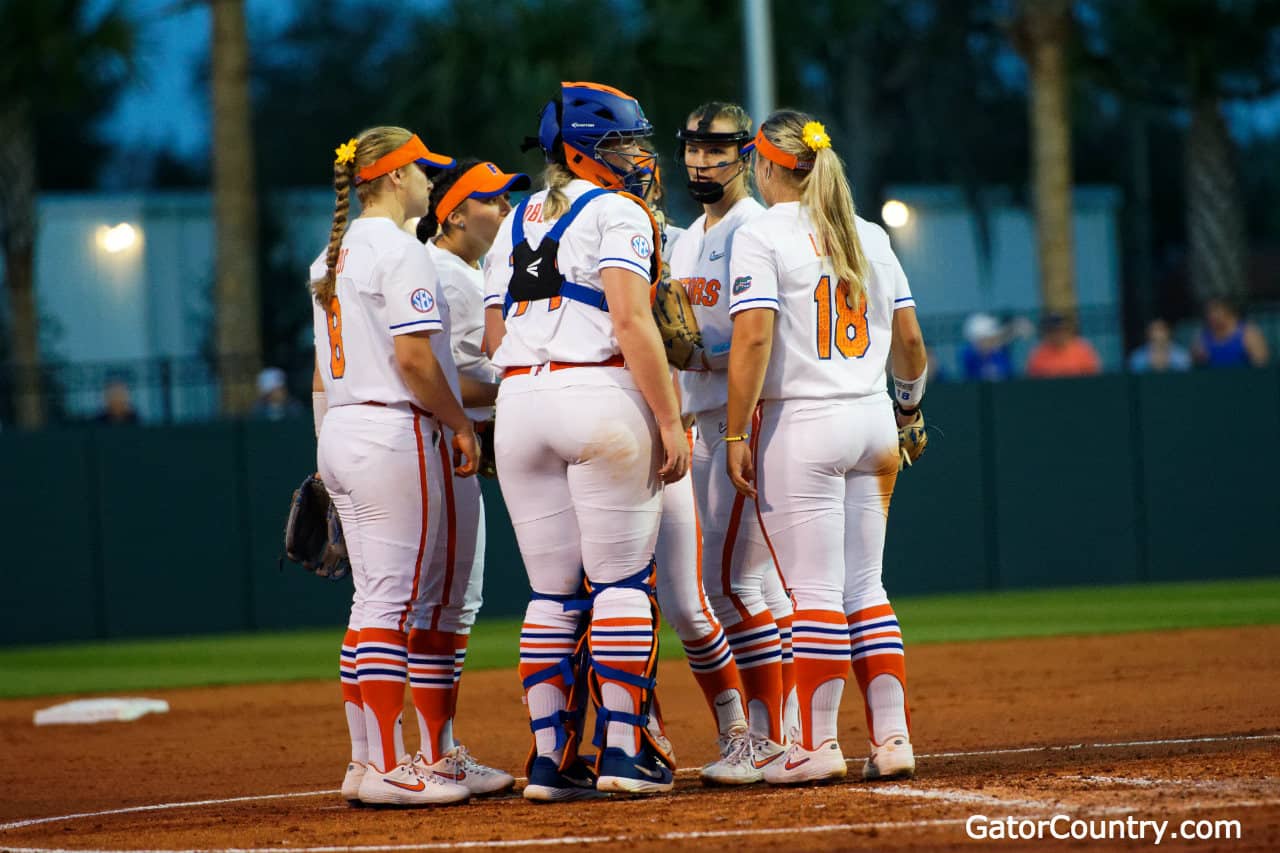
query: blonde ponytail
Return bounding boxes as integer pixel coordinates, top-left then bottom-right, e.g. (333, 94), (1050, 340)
(803, 146), (868, 308)
(310, 126), (414, 307)
(541, 162), (576, 220)
(760, 111), (868, 308)
(313, 159), (355, 307)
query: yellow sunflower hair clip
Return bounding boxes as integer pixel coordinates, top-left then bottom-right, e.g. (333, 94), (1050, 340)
(334, 137), (359, 166)
(802, 121), (831, 152)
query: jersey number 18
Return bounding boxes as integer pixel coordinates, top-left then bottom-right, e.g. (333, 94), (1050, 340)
(813, 275), (869, 359)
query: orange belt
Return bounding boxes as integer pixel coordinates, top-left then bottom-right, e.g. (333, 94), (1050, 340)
(502, 354), (626, 379)
(362, 400), (434, 419)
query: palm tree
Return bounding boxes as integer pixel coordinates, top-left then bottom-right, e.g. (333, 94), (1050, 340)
(210, 0), (261, 414)
(1010, 0), (1078, 316)
(0, 1), (132, 428)
(1080, 0), (1280, 304)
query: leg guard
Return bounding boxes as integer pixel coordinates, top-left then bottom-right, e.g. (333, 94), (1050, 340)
(584, 560), (674, 772)
(521, 587), (591, 776)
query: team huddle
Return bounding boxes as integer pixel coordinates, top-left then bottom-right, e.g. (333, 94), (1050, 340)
(307, 81), (929, 807)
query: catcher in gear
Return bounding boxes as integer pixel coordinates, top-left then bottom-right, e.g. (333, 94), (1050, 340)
(283, 473), (351, 580)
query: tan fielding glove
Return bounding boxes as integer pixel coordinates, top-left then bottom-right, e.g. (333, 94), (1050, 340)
(652, 276), (704, 370)
(895, 405), (927, 470)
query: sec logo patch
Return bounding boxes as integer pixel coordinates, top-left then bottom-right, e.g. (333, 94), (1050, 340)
(410, 288), (435, 313)
(631, 235), (652, 259)
(732, 275), (752, 295)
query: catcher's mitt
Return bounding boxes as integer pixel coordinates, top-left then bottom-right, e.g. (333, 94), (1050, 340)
(895, 405), (927, 470)
(652, 276), (703, 370)
(282, 473), (351, 580)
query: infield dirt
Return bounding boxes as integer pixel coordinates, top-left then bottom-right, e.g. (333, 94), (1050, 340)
(2, 625), (1277, 851)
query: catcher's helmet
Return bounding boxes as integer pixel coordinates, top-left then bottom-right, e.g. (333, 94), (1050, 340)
(536, 81), (655, 196)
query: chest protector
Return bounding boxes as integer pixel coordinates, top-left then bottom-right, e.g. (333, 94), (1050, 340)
(503, 188), (661, 318)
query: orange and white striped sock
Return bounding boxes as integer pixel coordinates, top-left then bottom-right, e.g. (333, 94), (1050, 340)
(724, 610), (784, 742)
(356, 627), (409, 773)
(792, 610), (851, 750)
(407, 627), (455, 763)
(848, 603), (910, 743)
(682, 626), (746, 734)
(441, 631), (469, 751)
(339, 628), (367, 765)
(519, 600), (582, 761)
(591, 588), (655, 756)
(775, 613), (799, 738)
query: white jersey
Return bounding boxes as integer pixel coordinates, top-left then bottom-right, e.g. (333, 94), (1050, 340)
(427, 242), (499, 421)
(728, 203), (915, 401)
(310, 216), (458, 411)
(670, 197), (764, 415)
(483, 179), (656, 368)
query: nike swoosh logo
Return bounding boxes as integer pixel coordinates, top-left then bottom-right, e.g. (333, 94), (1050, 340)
(709, 250), (725, 261)
(715, 697), (737, 707)
(634, 763), (665, 780)
(434, 770), (465, 781)
(753, 752), (784, 769)
(384, 777), (426, 792)
(784, 756), (811, 771)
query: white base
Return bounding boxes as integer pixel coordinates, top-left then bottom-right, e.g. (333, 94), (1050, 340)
(34, 698), (170, 726)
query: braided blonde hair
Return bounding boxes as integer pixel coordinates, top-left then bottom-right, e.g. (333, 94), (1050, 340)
(311, 126), (413, 307)
(759, 110), (868, 307)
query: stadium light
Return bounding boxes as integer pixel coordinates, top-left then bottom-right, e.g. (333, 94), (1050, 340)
(96, 223), (140, 254)
(881, 200), (911, 229)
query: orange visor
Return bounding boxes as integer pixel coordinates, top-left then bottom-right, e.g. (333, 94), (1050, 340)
(355, 134), (455, 184)
(744, 129), (814, 172)
(434, 162), (531, 224)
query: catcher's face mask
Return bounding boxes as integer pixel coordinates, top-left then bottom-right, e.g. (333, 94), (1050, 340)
(676, 126), (750, 205)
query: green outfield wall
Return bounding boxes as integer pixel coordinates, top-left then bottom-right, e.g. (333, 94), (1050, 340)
(4, 367), (1277, 646)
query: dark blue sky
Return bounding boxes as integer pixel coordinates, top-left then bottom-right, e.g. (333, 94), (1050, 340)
(101, 0), (1280, 162)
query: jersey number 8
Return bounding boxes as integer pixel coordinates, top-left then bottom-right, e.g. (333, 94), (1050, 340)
(327, 296), (346, 379)
(813, 275), (869, 360)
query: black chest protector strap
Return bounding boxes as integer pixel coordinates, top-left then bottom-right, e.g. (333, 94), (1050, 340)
(504, 188), (610, 318)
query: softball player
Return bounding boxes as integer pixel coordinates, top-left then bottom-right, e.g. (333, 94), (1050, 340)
(310, 126), (480, 806)
(398, 159), (532, 796)
(725, 110), (927, 784)
(667, 102), (800, 783)
(634, 155), (747, 775)
(484, 81), (689, 800)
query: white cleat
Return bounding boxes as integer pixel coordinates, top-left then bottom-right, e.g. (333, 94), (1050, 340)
(762, 739), (848, 786)
(357, 757), (470, 806)
(341, 761), (366, 804)
(417, 745), (515, 796)
(700, 724), (762, 786)
(750, 735), (788, 774)
(863, 734), (916, 781)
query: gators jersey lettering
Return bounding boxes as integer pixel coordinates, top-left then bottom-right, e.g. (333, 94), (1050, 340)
(727, 203), (916, 402)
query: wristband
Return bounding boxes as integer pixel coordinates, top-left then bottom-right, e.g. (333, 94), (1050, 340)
(723, 433), (749, 443)
(892, 365), (927, 410)
(312, 391), (328, 439)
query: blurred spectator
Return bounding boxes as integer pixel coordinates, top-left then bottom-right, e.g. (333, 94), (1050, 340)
(1026, 313), (1101, 378)
(960, 313), (1017, 381)
(1128, 319), (1191, 373)
(95, 377), (139, 425)
(926, 347), (948, 383)
(1191, 298), (1269, 368)
(251, 367), (304, 421)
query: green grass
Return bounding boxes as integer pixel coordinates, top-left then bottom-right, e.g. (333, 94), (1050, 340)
(2, 578), (1276, 700)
